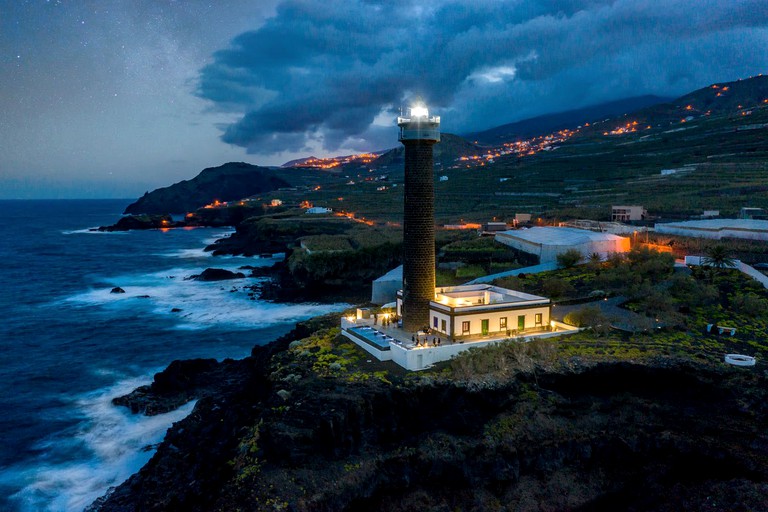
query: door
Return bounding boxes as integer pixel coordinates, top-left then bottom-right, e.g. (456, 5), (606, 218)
(518, 315), (525, 331)
(481, 319), (489, 335)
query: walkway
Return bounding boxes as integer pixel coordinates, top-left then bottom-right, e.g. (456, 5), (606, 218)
(465, 262), (559, 284)
(551, 296), (652, 332)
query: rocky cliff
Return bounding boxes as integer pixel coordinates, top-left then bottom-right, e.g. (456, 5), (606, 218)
(93, 323), (768, 512)
(124, 162), (290, 215)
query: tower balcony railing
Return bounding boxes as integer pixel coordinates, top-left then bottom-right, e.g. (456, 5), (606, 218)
(397, 115), (440, 125)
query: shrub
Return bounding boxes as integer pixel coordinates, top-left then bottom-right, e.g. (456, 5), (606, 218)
(731, 292), (768, 316)
(541, 277), (576, 299)
(563, 306), (608, 328)
(556, 249), (582, 269)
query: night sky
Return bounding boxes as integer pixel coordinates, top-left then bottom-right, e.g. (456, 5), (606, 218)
(2, 0), (767, 199)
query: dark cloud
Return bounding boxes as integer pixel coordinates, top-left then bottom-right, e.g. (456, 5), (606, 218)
(197, 0), (768, 155)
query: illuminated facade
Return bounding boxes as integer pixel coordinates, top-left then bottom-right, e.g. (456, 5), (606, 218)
(397, 284), (551, 340)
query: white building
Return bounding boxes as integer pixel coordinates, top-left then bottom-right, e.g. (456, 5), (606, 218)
(514, 213), (532, 223)
(342, 284), (577, 371)
(655, 219), (768, 241)
(495, 227), (630, 263)
(739, 207), (766, 219)
(305, 206), (332, 214)
(371, 265), (402, 305)
(611, 205), (647, 222)
(398, 284), (552, 340)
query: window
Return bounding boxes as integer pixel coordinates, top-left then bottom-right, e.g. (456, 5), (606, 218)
(433, 316), (438, 328)
(441, 319), (447, 332)
(500, 317), (507, 329)
(535, 313), (543, 325)
(462, 321), (470, 334)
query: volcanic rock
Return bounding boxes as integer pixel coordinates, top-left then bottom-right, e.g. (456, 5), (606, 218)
(189, 268), (246, 281)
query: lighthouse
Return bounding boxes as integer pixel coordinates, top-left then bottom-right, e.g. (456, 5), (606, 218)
(398, 103), (440, 332)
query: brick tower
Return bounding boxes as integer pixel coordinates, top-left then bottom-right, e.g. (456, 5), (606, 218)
(398, 104), (440, 332)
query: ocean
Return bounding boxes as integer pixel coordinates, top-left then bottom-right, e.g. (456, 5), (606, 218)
(0, 200), (346, 511)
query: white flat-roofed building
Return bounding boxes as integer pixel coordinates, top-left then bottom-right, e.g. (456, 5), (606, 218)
(400, 284), (552, 340)
(612, 205), (647, 222)
(655, 219), (768, 241)
(341, 284), (576, 371)
(305, 206), (332, 214)
(495, 227), (630, 263)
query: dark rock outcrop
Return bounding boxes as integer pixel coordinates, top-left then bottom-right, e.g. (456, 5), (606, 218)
(188, 268), (246, 281)
(123, 162), (290, 215)
(95, 214), (178, 232)
(112, 358), (247, 415)
(96, 337), (768, 512)
(110, 287), (126, 294)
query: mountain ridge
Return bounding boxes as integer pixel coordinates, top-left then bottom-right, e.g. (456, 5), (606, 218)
(123, 162), (290, 215)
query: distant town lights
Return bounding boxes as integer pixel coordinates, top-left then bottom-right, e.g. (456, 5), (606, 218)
(410, 105), (429, 118)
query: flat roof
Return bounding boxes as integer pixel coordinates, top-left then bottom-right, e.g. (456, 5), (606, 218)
(373, 265), (403, 283)
(430, 284), (550, 311)
(656, 219), (768, 233)
(497, 227), (627, 246)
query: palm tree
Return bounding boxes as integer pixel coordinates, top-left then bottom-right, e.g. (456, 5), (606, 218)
(702, 245), (736, 270)
(701, 245), (736, 283)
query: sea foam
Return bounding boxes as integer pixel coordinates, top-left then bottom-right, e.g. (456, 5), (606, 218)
(61, 228), (129, 235)
(65, 264), (348, 331)
(5, 377), (196, 512)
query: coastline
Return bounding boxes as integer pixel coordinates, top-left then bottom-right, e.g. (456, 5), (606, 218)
(0, 201), (351, 511)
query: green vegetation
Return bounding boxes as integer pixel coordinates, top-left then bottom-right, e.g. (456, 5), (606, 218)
(556, 248), (582, 269)
(439, 247), (768, 372)
(437, 236), (531, 283)
(447, 338), (558, 384)
(702, 244), (737, 269)
(455, 264), (486, 279)
(278, 327), (400, 384)
(229, 421), (264, 483)
(647, 232), (768, 264)
(300, 234), (355, 252)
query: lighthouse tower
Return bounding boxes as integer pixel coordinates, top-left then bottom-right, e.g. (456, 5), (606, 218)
(398, 103), (440, 332)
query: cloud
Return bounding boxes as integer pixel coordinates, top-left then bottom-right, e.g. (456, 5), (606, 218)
(197, 0), (768, 155)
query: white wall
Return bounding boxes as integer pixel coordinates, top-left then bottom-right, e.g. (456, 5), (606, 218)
(430, 310), (452, 336)
(496, 232), (629, 263)
(446, 306), (551, 337)
(340, 328), (393, 361)
(657, 224), (768, 241)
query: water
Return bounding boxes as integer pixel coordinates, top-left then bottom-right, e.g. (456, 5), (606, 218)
(0, 200), (346, 511)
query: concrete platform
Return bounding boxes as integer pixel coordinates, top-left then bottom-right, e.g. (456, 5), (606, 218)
(341, 316), (578, 371)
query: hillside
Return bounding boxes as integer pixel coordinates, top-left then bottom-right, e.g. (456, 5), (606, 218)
(124, 162), (291, 215)
(279, 133), (487, 176)
(350, 132), (488, 175)
(466, 95), (669, 144)
(587, 75), (768, 135)
(124, 76), (768, 222)
(256, 75), (768, 224)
